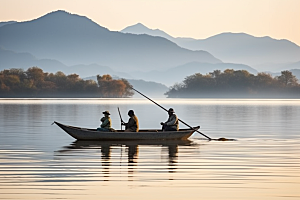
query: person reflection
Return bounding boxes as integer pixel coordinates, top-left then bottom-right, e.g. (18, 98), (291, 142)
(127, 144), (139, 163)
(167, 144), (178, 175)
(126, 144), (139, 181)
(101, 144), (111, 181)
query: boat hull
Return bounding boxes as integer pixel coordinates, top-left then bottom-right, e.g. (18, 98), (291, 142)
(54, 121), (199, 141)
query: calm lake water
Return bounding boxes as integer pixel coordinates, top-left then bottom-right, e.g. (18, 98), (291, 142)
(0, 98), (299, 200)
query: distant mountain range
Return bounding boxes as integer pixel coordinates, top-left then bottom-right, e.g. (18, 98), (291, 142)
(121, 23), (300, 70)
(0, 47), (132, 78)
(253, 61), (300, 72)
(0, 46), (259, 86)
(1, 10), (300, 91)
(130, 61), (258, 86)
(0, 10), (220, 72)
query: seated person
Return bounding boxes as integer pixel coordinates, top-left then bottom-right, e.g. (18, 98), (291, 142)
(160, 108), (179, 131)
(97, 111), (111, 131)
(122, 110), (139, 132)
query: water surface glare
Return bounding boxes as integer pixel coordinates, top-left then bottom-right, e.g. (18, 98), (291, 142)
(0, 99), (299, 200)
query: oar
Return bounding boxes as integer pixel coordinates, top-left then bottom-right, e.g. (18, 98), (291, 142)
(118, 107), (124, 130)
(131, 87), (212, 140)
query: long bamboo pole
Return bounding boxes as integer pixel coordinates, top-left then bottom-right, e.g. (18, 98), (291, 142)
(131, 87), (212, 140)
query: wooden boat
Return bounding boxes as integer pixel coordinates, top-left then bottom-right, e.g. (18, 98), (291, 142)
(54, 121), (200, 141)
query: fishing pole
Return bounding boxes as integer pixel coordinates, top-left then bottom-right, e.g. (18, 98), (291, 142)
(117, 107), (124, 130)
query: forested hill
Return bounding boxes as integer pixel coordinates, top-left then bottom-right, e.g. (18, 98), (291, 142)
(165, 69), (300, 98)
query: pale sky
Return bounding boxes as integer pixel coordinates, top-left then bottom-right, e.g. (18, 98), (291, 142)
(1, 0), (300, 45)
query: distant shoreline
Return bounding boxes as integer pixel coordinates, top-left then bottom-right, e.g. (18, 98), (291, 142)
(0, 95), (131, 98)
(1, 95), (299, 99)
(165, 94), (300, 99)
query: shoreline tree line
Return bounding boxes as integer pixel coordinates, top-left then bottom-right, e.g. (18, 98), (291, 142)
(1, 67), (300, 98)
(0, 67), (134, 98)
(165, 69), (300, 98)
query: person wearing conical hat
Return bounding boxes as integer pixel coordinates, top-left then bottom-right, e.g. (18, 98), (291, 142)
(97, 110), (112, 131)
(160, 108), (179, 131)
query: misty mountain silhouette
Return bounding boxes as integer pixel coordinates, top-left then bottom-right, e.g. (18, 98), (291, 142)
(121, 23), (174, 41)
(0, 21), (16, 28)
(130, 61), (258, 86)
(0, 47), (66, 72)
(287, 61), (300, 70)
(0, 47), (169, 94)
(85, 75), (169, 98)
(0, 47), (132, 78)
(120, 79), (169, 98)
(121, 23), (300, 69)
(253, 60), (300, 72)
(0, 45), (258, 86)
(0, 10), (221, 72)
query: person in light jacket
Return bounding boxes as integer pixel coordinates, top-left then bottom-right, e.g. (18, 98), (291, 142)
(97, 111), (112, 131)
(122, 110), (139, 132)
(160, 108), (179, 131)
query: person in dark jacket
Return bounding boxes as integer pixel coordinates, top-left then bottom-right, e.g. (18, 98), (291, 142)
(160, 108), (179, 131)
(122, 110), (139, 132)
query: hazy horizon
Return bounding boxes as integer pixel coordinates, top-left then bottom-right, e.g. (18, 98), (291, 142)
(0, 0), (300, 45)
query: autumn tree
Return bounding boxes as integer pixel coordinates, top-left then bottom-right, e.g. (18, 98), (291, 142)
(97, 74), (133, 97)
(0, 67), (134, 98)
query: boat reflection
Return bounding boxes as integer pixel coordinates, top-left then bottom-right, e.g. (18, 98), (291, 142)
(56, 140), (199, 181)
